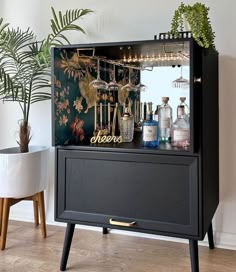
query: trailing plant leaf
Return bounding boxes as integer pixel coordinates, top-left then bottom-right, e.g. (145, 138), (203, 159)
(170, 2), (216, 50)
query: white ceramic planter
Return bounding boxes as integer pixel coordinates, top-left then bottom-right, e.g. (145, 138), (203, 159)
(0, 146), (49, 198)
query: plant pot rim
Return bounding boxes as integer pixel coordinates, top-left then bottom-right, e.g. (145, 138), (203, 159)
(0, 145), (50, 155)
(0, 145), (50, 198)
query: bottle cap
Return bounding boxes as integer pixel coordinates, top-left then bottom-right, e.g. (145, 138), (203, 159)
(180, 97), (186, 102)
(162, 97), (169, 103)
(122, 107), (131, 120)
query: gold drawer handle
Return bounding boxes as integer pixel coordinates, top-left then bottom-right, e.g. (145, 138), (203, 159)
(109, 218), (136, 227)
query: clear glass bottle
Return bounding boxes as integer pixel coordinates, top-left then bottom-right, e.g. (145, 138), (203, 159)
(171, 105), (190, 147)
(147, 102), (153, 113)
(179, 97), (190, 122)
(120, 107), (134, 142)
(142, 111), (158, 147)
(158, 97), (172, 142)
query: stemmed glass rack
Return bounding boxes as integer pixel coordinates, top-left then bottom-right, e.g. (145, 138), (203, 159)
(77, 47), (190, 133)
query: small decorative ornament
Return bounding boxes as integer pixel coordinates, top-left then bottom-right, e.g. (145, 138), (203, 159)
(90, 130), (122, 144)
(73, 97), (83, 113)
(59, 115), (68, 126)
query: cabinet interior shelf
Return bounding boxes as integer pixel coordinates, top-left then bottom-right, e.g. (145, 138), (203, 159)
(59, 132), (191, 155)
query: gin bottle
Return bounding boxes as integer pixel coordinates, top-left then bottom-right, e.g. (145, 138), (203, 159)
(142, 111), (158, 147)
(171, 105), (190, 147)
(158, 97), (172, 142)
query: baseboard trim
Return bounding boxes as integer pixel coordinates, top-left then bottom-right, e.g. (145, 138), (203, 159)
(214, 231), (236, 250)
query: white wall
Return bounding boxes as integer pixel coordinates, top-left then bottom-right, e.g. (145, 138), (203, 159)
(1, 0), (236, 249)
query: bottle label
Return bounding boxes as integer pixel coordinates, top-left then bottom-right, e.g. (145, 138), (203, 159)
(173, 129), (189, 141)
(153, 115), (159, 121)
(160, 118), (170, 128)
(143, 126), (157, 141)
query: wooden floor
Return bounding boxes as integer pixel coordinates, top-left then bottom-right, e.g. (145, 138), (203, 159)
(0, 221), (236, 272)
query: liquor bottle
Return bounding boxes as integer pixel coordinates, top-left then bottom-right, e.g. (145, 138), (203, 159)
(143, 102), (147, 120)
(147, 102), (153, 113)
(158, 97), (172, 142)
(179, 97), (190, 122)
(171, 105), (190, 147)
(142, 111), (158, 147)
(153, 105), (160, 121)
(120, 107), (134, 142)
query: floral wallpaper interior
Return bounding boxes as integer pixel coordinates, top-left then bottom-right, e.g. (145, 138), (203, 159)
(53, 48), (140, 145)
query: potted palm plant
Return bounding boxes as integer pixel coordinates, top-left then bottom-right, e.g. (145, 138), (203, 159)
(0, 7), (93, 247)
(0, 7), (93, 152)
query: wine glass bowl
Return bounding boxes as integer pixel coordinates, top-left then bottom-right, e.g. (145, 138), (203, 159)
(172, 66), (189, 89)
(121, 67), (137, 92)
(135, 66), (147, 92)
(89, 59), (108, 90)
(135, 82), (147, 92)
(108, 64), (122, 91)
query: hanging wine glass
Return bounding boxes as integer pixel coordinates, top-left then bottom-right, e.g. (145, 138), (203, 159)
(121, 67), (136, 92)
(135, 66), (147, 92)
(135, 82), (147, 92)
(107, 64), (122, 91)
(172, 66), (189, 88)
(89, 59), (108, 90)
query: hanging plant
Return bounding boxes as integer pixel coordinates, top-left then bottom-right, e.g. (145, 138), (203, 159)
(170, 2), (216, 50)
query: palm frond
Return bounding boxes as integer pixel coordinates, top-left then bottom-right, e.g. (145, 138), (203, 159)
(2, 27), (35, 53)
(49, 7), (93, 45)
(0, 18), (9, 36)
(0, 7), (92, 129)
(31, 92), (51, 104)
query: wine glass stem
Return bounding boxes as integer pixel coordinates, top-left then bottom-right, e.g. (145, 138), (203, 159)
(97, 59), (101, 80)
(128, 67), (131, 84)
(113, 64), (116, 82)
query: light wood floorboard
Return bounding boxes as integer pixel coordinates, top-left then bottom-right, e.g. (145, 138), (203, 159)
(0, 220), (236, 272)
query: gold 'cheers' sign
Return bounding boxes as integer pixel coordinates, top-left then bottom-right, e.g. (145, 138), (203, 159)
(90, 131), (122, 144)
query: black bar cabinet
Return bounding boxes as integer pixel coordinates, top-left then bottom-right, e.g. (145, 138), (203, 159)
(52, 37), (219, 272)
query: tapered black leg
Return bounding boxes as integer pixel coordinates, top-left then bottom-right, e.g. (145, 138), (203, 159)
(189, 240), (199, 272)
(207, 222), (215, 249)
(60, 223), (75, 271)
(103, 227), (108, 234)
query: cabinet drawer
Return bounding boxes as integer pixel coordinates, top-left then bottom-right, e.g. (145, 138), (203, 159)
(56, 149), (199, 237)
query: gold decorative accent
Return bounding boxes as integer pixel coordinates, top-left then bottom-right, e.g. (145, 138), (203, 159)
(90, 131), (122, 144)
(79, 71), (97, 113)
(109, 219), (136, 227)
